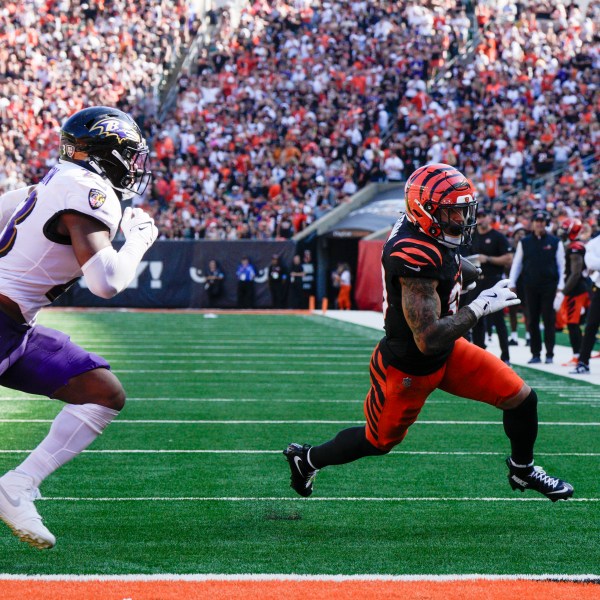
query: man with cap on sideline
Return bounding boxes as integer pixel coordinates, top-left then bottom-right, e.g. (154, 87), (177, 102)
(469, 208), (513, 364)
(508, 210), (565, 364)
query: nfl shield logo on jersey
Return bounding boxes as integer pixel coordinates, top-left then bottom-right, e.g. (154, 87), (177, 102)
(88, 189), (106, 209)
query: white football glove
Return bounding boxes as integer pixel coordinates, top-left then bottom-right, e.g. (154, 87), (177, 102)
(120, 206), (158, 248)
(468, 279), (520, 319)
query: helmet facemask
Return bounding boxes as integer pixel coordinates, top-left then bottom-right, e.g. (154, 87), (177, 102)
(87, 144), (151, 200)
(433, 200), (478, 247)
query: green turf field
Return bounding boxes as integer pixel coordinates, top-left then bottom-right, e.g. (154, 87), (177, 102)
(0, 311), (598, 575)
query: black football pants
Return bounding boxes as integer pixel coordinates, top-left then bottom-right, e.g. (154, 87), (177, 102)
(579, 285), (600, 365)
(472, 277), (510, 362)
(525, 283), (557, 358)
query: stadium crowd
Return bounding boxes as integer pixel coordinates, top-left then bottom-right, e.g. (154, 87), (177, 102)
(0, 0), (200, 191)
(0, 0), (598, 244)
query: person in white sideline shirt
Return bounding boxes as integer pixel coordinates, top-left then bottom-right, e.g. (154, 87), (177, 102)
(0, 106), (158, 549)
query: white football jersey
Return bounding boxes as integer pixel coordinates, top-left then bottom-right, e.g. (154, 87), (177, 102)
(0, 161), (122, 324)
(0, 186), (34, 233)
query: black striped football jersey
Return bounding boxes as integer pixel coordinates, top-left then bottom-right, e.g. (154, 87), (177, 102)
(380, 215), (462, 375)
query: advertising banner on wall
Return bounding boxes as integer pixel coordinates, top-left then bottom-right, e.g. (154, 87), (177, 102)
(53, 240), (296, 309)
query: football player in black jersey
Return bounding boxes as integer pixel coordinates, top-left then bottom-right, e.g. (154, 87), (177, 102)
(555, 218), (589, 364)
(284, 163), (573, 502)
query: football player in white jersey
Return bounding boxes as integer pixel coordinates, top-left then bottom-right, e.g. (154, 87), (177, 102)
(0, 106), (158, 549)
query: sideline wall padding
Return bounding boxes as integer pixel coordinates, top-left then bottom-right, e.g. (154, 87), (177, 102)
(53, 240), (296, 309)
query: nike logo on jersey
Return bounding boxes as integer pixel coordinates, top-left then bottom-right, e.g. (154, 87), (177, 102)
(405, 264), (421, 272)
(0, 483), (21, 508)
(137, 224), (151, 231)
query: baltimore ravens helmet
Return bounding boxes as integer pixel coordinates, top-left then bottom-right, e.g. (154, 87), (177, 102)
(59, 106), (151, 199)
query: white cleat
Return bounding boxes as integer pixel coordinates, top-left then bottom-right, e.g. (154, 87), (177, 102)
(0, 470), (55, 549)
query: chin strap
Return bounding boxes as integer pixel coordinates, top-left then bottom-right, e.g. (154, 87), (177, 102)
(85, 157), (134, 199)
(86, 157), (106, 178)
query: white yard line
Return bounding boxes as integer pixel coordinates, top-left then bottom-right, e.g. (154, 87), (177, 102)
(2, 396), (598, 403)
(88, 352), (371, 357)
(320, 310), (600, 385)
(33, 496), (598, 503)
(1, 419), (599, 425)
(0, 573), (597, 581)
(112, 370), (367, 375)
(0, 449), (597, 456)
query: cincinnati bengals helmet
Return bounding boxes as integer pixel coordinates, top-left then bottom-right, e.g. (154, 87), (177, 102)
(404, 163), (477, 247)
(560, 218), (582, 241)
(59, 106), (151, 200)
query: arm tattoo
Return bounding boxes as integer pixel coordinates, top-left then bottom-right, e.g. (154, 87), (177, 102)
(563, 254), (583, 296)
(401, 277), (478, 355)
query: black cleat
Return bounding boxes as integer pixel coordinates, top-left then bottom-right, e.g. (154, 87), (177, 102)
(570, 362), (590, 375)
(283, 443), (319, 497)
(506, 458), (574, 502)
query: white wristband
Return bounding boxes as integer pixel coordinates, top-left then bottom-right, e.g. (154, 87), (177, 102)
(467, 299), (485, 320)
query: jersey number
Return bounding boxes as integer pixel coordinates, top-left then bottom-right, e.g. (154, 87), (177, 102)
(0, 189), (38, 259)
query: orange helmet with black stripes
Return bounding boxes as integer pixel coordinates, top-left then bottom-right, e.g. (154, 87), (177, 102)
(560, 218), (582, 241)
(404, 163), (478, 247)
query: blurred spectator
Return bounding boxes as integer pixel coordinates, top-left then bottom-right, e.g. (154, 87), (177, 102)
(301, 249), (316, 308)
(204, 259), (225, 308)
(268, 254), (288, 309)
(236, 256), (256, 309)
(333, 262), (352, 310)
(288, 254), (305, 309)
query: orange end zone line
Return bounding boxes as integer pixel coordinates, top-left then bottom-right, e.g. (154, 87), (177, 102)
(1, 580), (600, 600)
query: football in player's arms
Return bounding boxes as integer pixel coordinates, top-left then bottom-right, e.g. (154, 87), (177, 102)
(460, 256), (481, 292)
